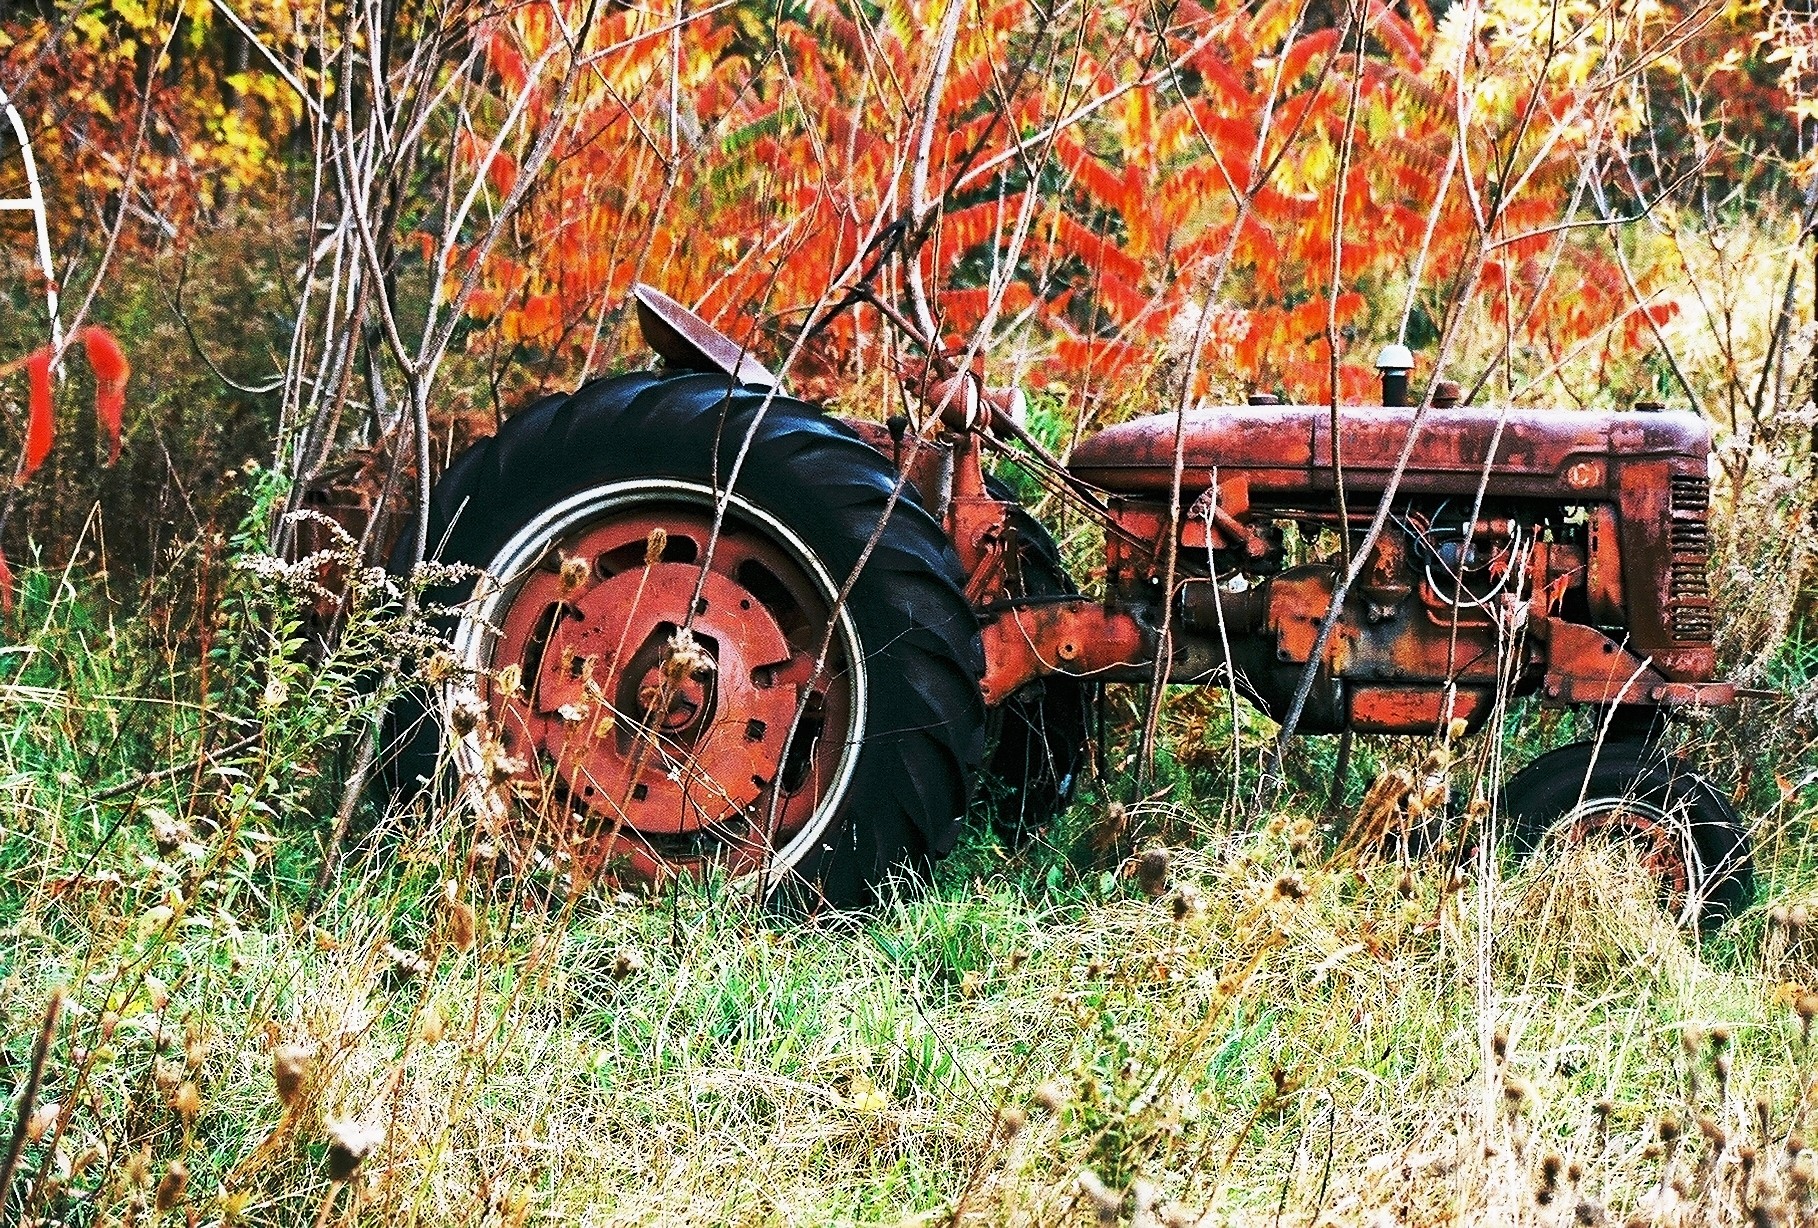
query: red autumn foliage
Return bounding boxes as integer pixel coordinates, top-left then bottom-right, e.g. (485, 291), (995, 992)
(83, 328), (129, 468)
(24, 348), (53, 482)
(3, 325), (132, 609)
(14, 327), (130, 483)
(434, 0), (1752, 414)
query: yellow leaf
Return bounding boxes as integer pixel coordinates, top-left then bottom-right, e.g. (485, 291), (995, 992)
(136, 905), (175, 940)
(846, 1073), (888, 1113)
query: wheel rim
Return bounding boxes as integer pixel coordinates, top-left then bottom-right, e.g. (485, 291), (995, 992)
(1549, 796), (1704, 926)
(448, 479), (866, 892)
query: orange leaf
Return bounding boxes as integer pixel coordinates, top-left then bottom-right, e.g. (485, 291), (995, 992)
(486, 148), (518, 197)
(0, 547), (12, 616)
(23, 346), (52, 482)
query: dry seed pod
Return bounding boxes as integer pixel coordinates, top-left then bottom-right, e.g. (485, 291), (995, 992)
(170, 1081), (201, 1122)
(1078, 1169), (1120, 1225)
(1793, 1150), (1816, 1192)
(1136, 848), (1171, 898)
(1089, 801), (1128, 856)
(1170, 886), (1202, 922)
(1032, 1082), (1066, 1114)
(153, 1059), (181, 1094)
(272, 1043), (311, 1107)
(154, 1159), (187, 1211)
(1754, 1201), (1789, 1228)
(558, 552), (590, 597)
(325, 1117), (384, 1182)
(449, 901), (477, 953)
(1800, 994), (1818, 1045)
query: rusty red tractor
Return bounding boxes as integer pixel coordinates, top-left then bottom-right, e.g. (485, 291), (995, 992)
(394, 285), (1751, 925)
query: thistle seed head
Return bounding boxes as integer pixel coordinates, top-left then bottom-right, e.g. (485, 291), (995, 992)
(558, 552), (591, 597)
(325, 1116), (384, 1182)
(1078, 1169), (1120, 1225)
(1136, 847), (1171, 898)
(272, 1043), (311, 1107)
(154, 1159), (188, 1212)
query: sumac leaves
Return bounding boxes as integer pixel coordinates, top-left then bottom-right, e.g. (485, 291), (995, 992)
(3, 324), (131, 610)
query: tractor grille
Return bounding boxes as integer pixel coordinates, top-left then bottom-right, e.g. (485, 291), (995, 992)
(1668, 472), (1713, 642)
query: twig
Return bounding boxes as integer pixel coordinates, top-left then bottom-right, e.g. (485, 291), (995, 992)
(91, 733), (262, 802)
(0, 989), (65, 1210)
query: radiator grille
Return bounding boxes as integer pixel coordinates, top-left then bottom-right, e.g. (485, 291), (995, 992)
(1670, 473), (1706, 514)
(1668, 472), (1712, 642)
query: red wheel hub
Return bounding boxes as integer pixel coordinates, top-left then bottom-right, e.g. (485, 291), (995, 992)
(479, 502), (855, 888)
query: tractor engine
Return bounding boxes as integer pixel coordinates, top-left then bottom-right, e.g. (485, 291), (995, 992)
(975, 396), (1728, 734)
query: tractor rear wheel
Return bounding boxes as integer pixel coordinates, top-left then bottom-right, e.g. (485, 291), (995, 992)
(1503, 740), (1752, 929)
(395, 371), (986, 906)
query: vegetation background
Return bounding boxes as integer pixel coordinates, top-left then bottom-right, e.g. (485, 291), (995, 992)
(1, 0), (1817, 1222)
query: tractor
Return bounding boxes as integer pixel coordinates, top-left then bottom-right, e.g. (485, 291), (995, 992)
(392, 284), (1751, 926)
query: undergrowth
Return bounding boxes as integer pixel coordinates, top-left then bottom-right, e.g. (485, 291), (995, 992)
(2, 495), (1818, 1227)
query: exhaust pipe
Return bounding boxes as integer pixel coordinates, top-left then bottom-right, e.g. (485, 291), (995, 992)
(1375, 344), (1414, 408)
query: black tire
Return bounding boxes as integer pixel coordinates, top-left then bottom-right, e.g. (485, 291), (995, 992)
(390, 370), (986, 906)
(1503, 740), (1752, 929)
(981, 475), (1095, 840)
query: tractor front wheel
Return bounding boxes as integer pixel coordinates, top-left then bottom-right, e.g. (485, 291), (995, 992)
(1503, 740), (1752, 929)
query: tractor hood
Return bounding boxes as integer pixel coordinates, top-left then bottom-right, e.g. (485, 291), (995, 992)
(1067, 403), (1711, 502)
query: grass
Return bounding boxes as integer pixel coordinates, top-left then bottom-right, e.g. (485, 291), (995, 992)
(4, 574), (1818, 1228)
(2, 486), (1818, 1226)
